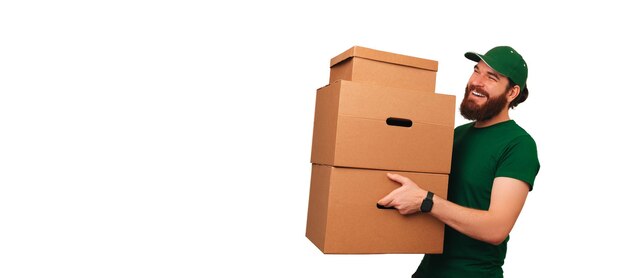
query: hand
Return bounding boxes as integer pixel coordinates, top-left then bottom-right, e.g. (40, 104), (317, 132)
(377, 173), (427, 215)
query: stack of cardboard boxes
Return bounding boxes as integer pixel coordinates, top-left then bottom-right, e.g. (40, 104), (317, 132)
(306, 46), (456, 254)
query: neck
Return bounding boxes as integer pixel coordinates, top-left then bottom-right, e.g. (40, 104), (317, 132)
(474, 108), (510, 128)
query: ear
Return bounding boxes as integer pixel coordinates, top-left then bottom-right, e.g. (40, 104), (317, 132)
(507, 85), (520, 103)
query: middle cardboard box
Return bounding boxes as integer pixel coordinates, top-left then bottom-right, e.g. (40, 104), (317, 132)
(310, 80), (456, 174)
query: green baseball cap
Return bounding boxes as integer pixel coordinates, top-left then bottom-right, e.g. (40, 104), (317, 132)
(465, 46), (528, 91)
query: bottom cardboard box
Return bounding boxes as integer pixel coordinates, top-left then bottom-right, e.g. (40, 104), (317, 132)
(306, 165), (448, 254)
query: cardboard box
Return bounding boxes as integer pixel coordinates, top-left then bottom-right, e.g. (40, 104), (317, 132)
(310, 80), (455, 174)
(306, 165), (448, 254)
(329, 46), (438, 92)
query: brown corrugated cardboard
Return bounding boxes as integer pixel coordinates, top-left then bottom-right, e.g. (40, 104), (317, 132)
(306, 165), (448, 254)
(310, 80), (455, 174)
(330, 46), (438, 92)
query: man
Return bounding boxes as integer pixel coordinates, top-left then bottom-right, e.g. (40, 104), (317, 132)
(378, 46), (540, 278)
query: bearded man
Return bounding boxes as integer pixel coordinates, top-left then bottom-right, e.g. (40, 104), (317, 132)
(378, 46), (541, 278)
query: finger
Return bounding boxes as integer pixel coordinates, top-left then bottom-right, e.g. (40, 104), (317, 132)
(377, 193), (394, 207)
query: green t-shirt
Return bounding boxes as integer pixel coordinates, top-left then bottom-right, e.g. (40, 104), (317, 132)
(414, 120), (540, 278)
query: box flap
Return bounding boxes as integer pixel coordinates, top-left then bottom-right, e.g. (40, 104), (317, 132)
(330, 46), (438, 72)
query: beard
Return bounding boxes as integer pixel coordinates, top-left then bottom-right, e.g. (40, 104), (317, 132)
(460, 85), (509, 122)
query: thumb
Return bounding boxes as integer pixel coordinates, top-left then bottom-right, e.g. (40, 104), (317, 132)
(387, 172), (411, 185)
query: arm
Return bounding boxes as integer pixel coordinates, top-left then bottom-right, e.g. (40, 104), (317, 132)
(377, 173), (529, 245)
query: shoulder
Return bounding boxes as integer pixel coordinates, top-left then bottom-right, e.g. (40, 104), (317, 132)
(496, 128), (541, 189)
(506, 122), (538, 148)
(506, 135), (538, 157)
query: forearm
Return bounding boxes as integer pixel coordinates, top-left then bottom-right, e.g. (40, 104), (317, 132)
(379, 175), (528, 245)
(430, 195), (510, 245)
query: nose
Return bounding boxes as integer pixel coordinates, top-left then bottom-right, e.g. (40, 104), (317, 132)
(469, 73), (486, 88)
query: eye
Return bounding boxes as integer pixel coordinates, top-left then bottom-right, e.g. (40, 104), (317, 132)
(486, 73), (500, 82)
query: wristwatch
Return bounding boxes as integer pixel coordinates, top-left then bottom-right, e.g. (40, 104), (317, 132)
(420, 191), (434, 213)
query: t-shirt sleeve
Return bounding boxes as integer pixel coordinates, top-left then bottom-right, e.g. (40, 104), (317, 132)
(495, 135), (541, 191)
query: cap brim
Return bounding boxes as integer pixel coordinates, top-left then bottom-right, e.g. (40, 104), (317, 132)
(465, 52), (496, 73)
(464, 52), (482, 62)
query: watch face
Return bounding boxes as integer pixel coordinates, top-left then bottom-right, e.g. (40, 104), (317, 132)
(421, 192), (434, 212)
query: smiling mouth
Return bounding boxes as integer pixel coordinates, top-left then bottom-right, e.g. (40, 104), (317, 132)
(471, 91), (487, 98)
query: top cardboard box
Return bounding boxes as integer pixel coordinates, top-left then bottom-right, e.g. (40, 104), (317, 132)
(329, 46), (438, 92)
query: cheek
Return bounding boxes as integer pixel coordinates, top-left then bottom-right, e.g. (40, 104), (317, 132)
(486, 83), (507, 96)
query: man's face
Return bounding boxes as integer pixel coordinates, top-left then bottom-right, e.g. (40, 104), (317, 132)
(460, 61), (511, 121)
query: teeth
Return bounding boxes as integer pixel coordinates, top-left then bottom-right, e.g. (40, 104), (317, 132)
(472, 91), (485, 97)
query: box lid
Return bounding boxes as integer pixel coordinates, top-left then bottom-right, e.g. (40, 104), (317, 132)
(330, 46), (438, 71)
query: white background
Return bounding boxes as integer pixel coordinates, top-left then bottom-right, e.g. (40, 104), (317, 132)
(1, 1), (624, 277)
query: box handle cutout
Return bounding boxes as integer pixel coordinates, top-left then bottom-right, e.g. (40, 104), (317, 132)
(376, 203), (395, 210)
(386, 117), (412, 127)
